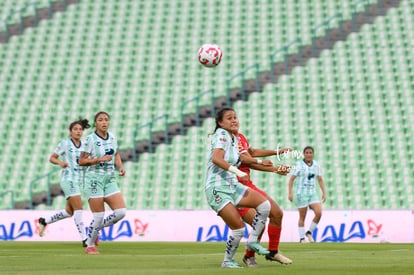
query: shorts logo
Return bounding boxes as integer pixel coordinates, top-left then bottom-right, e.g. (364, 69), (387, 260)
(214, 195), (222, 204)
(91, 180), (98, 194)
(212, 188), (222, 204)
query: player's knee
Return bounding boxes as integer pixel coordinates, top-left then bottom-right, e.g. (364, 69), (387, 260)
(269, 209), (283, 223)
(256, 200), (271, 216)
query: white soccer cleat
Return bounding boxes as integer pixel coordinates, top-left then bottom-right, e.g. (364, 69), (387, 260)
(266, 252), (293, 264)
(306, 231), (314, 243)
(38, 217), (47, 237)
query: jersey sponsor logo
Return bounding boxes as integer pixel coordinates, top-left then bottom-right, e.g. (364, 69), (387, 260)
(307, 173), (315, 180)
(95, 141), (101, 146)
(105, 148), (115, 155)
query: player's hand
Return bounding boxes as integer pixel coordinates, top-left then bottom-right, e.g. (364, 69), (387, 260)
(278, 147), (293, 154)
(275, 165), (290, 175)
(239, 174), (249, 183)
(60, 162), (69, 168)
(100, 155), (112, 162)
(288, 193), (293, 202)
(321, 193), (326, 203)
(119, 167), (126, 176)
(262, 159), (273, 166)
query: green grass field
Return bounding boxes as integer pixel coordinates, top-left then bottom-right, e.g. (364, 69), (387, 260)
(0, 242), (413, 274)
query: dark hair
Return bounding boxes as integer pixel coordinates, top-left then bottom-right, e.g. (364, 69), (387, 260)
(69, 118), (91, 131)
(94, 111), (110, 123)
(303, 146), (314, 154)
(211, 107), (235, 134)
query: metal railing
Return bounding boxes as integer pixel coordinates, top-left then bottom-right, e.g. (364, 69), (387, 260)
(312, 13), (344, 57)
(29, 167), (60, 209)
(180, 89), (215, 135)
(132, 113), (169, 160)
(226, 63), (260, 106)
(270, 38), (303, 83)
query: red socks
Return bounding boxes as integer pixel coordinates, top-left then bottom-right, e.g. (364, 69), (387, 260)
(268, 224), (281, 251)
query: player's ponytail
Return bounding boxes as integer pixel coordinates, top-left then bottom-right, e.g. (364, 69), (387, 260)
(208, 107), (235, 136)
(69, 118), (91, 131)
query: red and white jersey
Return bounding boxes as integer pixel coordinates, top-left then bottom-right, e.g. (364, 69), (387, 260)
(237, 133), (251, 177)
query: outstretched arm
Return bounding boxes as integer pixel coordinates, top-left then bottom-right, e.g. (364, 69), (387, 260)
(249, 147), (292, 158)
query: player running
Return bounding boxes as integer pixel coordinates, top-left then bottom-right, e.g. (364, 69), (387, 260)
(79, 111), (126, 255)
(288, 146), (326, 243)
(38, 118), (90, 247)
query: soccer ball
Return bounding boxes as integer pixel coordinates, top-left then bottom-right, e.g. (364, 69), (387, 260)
(198, 44), (222, 68)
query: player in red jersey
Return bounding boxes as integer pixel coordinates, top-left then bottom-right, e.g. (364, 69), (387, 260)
(235, 129), (293, 267)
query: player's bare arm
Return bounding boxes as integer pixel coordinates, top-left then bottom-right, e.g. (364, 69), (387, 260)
(318, 176), (326, 202)
(212, 148), (248, 182)
(78, 152), (111, 166)
(249, 147), (292, 158)
(115, 151), (125, 176)
(49, 153), (68, 168)
(288, 175), (296, 202)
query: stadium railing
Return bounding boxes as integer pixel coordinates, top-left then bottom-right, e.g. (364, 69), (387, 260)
(29, 167), (60, 209)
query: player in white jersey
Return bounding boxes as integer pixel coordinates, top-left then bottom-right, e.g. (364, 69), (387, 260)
(205, 107), (271, 268)
(288, 146), (326, 243)
(38, 118), (90, 247)
(79, 111), (126, 255)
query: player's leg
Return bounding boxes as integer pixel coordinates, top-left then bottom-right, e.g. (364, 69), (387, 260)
(38, 180), (76, 237)
(238, 188), (271, 255)
(298, 206), (308, 242)
(240, 208), (259, 267)
(102, 176), (126, 228)
(265, 196), (292, 264)
(102, 192), (126, 228)
(83, 174), (104, 254)
(306, 201), (322, 243)
(218, 203), (246, 268)
(67, 194), (87, 244)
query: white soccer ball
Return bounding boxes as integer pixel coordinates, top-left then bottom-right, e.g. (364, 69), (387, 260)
(198, 44), (223, 68)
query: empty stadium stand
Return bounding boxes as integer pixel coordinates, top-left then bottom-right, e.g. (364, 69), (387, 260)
(0, 0), (412, 210)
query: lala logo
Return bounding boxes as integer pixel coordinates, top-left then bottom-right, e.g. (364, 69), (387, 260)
(367, 219), (382, 237)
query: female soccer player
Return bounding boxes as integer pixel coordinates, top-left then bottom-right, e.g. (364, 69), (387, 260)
(38, 118), (90, 247)
(288, 146), (326, 243)
(234, 127), (293, 267)
(79, 111), (126, 254)
(205, 107), (271, 268)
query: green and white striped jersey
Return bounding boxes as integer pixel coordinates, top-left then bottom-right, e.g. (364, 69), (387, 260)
(205, 128), (241, 189)
(82, 131), (118, 175)
(291, 160), (323, 195)
(54, 139), (84, 183)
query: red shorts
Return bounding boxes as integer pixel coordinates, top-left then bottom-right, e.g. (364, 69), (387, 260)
(237, 180), (268, 217)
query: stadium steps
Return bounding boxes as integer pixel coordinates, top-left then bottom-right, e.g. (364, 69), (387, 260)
(123, 0), (404, 162)
(0, 0), (80, 44)
(21, 0), (403, 209)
